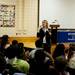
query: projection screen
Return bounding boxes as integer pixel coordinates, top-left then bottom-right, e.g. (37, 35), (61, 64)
(39, 0), (75, 29)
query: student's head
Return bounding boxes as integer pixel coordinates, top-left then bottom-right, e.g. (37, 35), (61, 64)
(35, 39), (42, 48)
(18, 43), (24, 48)
(53, 44), (65, 59)
(12, 40), (18, 45)
(35, 50), (45, 63)
(1, 35), (9, 46)
(1, 35), (9, 41)
(42, 20), (48, 28)
(6, 45), (19, 59)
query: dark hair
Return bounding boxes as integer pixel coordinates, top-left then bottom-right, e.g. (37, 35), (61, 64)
(1, 35), (9, 47)
(12, 40), (18, 45)
(18, 43), (24, 48)
(35, 50), (45, 63)
(35, 39), (42, 48)
(0, 52), (6, 72)
(1, 35), (8, 41)
(17, 43), (25, 59)
(6, 45), (19, 59)
(53, 44), (65, 59)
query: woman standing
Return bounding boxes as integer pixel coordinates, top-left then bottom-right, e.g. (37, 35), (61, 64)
(38, 20), (51, 53)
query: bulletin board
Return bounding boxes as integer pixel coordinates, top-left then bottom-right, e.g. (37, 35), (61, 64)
(0, 5), (15, 27)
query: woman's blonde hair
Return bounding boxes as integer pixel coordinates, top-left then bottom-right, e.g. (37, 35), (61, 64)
(42, 20), (48, 28)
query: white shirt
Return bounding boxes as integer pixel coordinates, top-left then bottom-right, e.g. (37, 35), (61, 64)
(29, 48), (43, 59)
(42, 28), (48, 43)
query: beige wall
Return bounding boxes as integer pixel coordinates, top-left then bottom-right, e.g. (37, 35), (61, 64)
(0, 0), (38, 37)
(24, 0), (38, 37)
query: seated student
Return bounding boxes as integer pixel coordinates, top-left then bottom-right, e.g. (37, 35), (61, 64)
(53, 44), (65, 59)
(53, 44), (67, 75)
(29, 38), (54, 68)
(0, 35), (10, 56)
(29, 49), (58, 75)
(29, 35), (43, 59)
(6, 45), (30, 75)
(67, 44), (75, 75)
(0, 35), (10, 48)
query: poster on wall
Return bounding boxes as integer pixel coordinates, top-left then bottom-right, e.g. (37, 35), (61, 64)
(0, 5), (15, 27)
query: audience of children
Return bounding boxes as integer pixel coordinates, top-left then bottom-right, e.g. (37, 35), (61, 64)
(0, 35), (74, 75)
